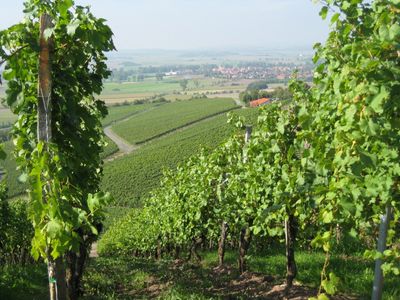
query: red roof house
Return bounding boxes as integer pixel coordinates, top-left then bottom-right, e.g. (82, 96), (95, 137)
(249, 98), (270, 107)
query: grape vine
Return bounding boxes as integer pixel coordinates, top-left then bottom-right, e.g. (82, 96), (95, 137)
(0, 0), (114, 298)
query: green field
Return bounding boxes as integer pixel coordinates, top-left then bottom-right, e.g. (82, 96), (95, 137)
(99, 77), (249, 104)
(102, 108), (258, 207)
(0, 109), (16, 128)
(112, 98), (238, 145)
(102, 80), (180, 96)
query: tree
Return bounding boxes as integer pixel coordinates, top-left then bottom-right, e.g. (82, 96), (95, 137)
(0, 0), (114, 299)
(156, 73), (164, 81)
(136, 74), (145, 82)
(193, 79), (200, 89)
(246, 80), (268, 91)
(180, 79), (189, 91)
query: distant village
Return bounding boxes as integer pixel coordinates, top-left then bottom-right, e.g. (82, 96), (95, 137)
(108, 60), (315, 83)
(210, 64), (313, 81)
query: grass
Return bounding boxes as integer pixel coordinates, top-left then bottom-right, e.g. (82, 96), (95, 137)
(78, 247), (400, 299)
(3, 247), (399, 299)
(112, 98), (238, 145)
(101, 108), (258, 207)
(0, 264), (48, 300)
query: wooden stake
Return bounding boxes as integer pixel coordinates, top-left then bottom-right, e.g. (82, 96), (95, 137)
(371, 205), (392, 300)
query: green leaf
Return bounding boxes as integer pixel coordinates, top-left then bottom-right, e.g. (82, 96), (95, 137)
(0, 148), (6, 160)
(320, 6), (329, 20)
(330, 13), (340, 25)
(318, 294), (330, 300)
(43, 28), (54, 40)
(322, 273), (339, 295)
(47, 220), (62, 239)
(370, 87), (389, 113)
(389, 23), (400, 40)
(3, 68), (15, 81)
(58, 0), (73, 17)
(67, 20), (81, 36)
(18, 173), (29, 183)
(322, 211), (333, 224)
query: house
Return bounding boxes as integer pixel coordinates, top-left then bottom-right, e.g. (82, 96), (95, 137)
(249, 98), (270, 107)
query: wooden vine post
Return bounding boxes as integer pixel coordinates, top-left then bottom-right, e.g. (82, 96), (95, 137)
(285, 213), (297, 288)
(371, 205), (393, 300)
(218, 221), (228, 266)
(238, 125), (253, 274)
(38, 13), (66, 300)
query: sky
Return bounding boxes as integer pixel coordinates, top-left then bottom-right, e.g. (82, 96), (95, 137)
(0, 0), (330, 51)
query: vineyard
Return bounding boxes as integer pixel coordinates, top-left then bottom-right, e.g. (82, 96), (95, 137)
(101, 102), (157, 127)
(112, 98), (238, 144)
(102, 108), (258, 207)
(0, 0), (400, 299)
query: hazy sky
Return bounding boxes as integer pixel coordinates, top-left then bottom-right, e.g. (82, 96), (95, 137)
(0, 0), (330, 50)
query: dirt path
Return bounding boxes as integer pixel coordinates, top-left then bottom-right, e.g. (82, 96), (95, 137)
(104, 126), (137, 154)
(103, 105), (241, 162)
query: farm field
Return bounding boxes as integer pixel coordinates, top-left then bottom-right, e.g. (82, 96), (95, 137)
(101, 79), (181, 96)
(102, 108), (258, 207)
(99, 77), (249, 104)
(112, 98), (238, 145)
(0, 109), (16, 127)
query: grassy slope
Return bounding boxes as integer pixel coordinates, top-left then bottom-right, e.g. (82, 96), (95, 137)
(101, 108), (258, 207)
(112, 98), (238, 145)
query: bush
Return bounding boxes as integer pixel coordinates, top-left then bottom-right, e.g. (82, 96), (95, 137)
(246, 80), (268, 91)
(0, 196), (34, 265)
